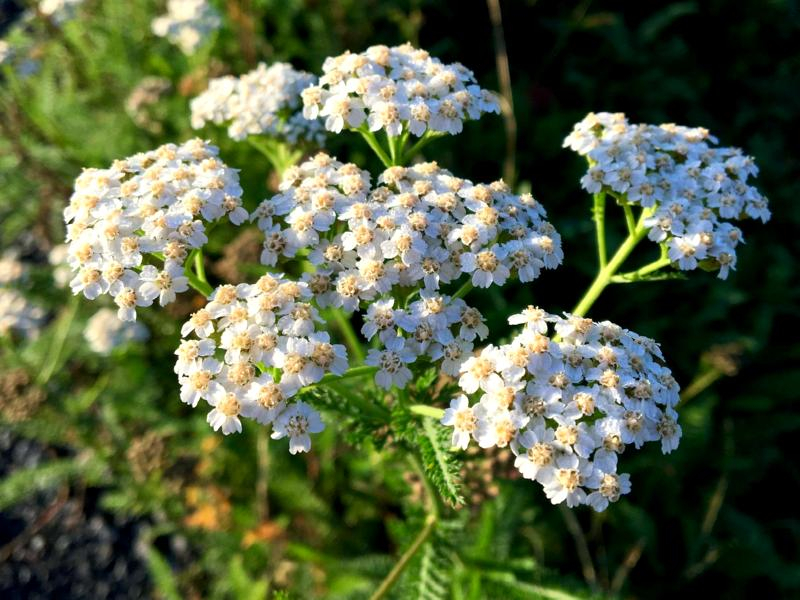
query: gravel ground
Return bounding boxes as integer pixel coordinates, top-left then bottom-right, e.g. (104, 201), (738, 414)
(0, 430), (152, 599)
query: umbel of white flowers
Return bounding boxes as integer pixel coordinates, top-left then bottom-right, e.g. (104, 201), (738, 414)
(175, 274), (339, 452)
(63, 139), (246, 322)
(442, 307), (682, 511)
(565, 112), (770, 279)
(151, 0), (220, 55)
(191, 62), (325, 145)
(301, 43), (501, 136)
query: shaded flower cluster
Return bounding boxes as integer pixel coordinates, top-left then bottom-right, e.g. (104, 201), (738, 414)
(84, 308), (149, 355)
(564, 112), (770, 279)
(191, 62), (325, 145)
(0, 253), (44, 339)
(152, 0), (220, 55)
(63, 138), (246, 321)
(175, 275), (345, 452)
(301, 43), (500, 136)
(38, 0), (84, 24)
(125, 76), (172, 135)
(442, 307), (681, 511)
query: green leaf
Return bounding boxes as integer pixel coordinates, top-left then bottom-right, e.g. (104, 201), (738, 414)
(0, 455), (106, 510)
(144, 544), (182, 600)
(228, 554), (270, 600)
(418, 419), (465, 508)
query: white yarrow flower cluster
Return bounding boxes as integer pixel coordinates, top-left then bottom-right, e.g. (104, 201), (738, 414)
(564, 112), (770, 279)
(151, 0), (220, 55)
(0, 252), (27, 286)
(175, 275), (344, 452)
(442, 307), (682, 510)
(38, 0), (84, 24)
(251, 153), (562, 387)
(0, 253), (44, 339)
(302, 43), (500, 136)
(63, 138), (246, 321)
(191, 62), (325, 145)
(84, 308), (149, 355)
(0, 289), (45, 339)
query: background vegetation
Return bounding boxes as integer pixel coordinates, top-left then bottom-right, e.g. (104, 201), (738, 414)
(1, 0), (798, 598)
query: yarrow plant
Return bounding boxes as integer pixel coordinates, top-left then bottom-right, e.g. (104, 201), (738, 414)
(175, 274), (344, 446)
(443, 307), (680, 509)
(301, 43), (500, 166)
(84, 308), (149, 355)
(151, 0), (220, 55)
(63, 138), (246, 321)
(564, 112), (770, 281)
(191, 62), (325, 147)
(63, 42), (770, 529)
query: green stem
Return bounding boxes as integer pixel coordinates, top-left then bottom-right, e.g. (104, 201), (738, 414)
(186, 270), (213, 297)
(302, 365), (377, 390)
(610, 256), (672, 283)
(193, 249), (207, 284)
(571, 208), (655, 317)
(387, 131), (398, 164)
(358, 129), (393, 168)
(679, 369), (723, 407)
(593, 192), (607, 269)
(329, 309), (365, 364)
(401, 130), (444, 164)
(369, 513), (437, 600)
(622, 201), (637, 236)
(410, 404), (446, 419)
(451, 280), (474, 301)
(37, 296), (79, 385)
(247, 137), (282, 172)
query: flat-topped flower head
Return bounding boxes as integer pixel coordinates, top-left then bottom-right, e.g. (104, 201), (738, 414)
(175, 275), (347, 454)
(303, 43), (500, 137)
(84, 308), (149, 355)
(253, 154), (562, 298)
(152, 0), (220, 55)
(63, 139), (246, 321)
(0, 289), (45, 339)
(564, 112), (770, 279)
(442, 307), (681, 511)
(191, 62), (325, 145)
(250, 154), (562, 388)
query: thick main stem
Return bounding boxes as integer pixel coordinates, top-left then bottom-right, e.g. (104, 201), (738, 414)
(369, 513), (437, 600)
(571, 211), (652, 317)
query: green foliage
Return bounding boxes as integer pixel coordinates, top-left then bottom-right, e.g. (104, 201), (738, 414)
(0, 454), (106, 510)
(144, 544), (183, 600)
(417, 418), (465, 509)
(0, 0), (798, 598)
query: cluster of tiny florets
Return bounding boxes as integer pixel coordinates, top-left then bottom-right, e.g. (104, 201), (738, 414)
(84, 308), (149, 355)
(0, 253), (45, 339)
(63, 139), (246, 321)
(175, 275), (343, 452)
(126, 76), (172, 134)
(442, 307), (681, 511)
(151, 0), (220, 55)
(564, 112), (770, 279)
(251, 153), (562, 386)
(191, 62), (325, 145)
(301, 43), (500, 136)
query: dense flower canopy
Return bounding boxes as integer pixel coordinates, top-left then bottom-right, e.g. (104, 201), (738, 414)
(443, 307), (682, 510)
(564, 112), (770, 279)
(191, 62), (325, 145)
(63, 139), (246, 321)
(301, 43), (501, 137)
